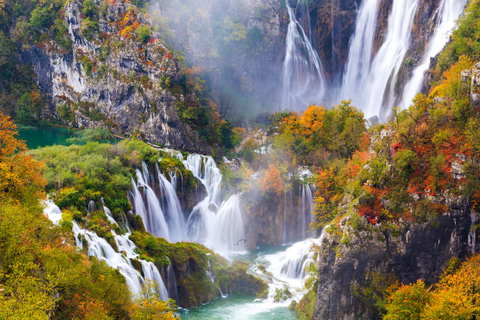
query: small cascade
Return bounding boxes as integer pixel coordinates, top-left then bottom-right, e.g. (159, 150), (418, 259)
(400, 0), (467, 109)
(282, 0), (326, 110)
(206, 260), (215, 283)
(131, 164), (170, 240)
(101, 198), (118, 226)
(272, 238), (318, 279)
(72, 221), (144, 296)
(297, 184), (314, 241)
(87, 200), (97, 213)
(166, 258), (179, 302)
(42, 198), (63, 224)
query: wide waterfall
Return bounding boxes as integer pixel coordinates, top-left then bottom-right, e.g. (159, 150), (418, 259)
(282, 0), (326, 110)
(282, 0), (466, 119)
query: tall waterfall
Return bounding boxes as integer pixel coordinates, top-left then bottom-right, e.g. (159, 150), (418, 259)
(400, 0), (468, 109)
(282, 0), (326, 110)
(282, 0), (466, 119)
(131, 162), (187, 242)
(342, 0), (420, 119)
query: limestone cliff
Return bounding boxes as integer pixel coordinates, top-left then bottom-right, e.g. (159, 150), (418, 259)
(313, 199), (478, 320)
(21, 0), (210, 153)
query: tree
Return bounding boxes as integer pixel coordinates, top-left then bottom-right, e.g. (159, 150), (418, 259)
(130, 280), (179, 320)
(0, 111), (45, 203)
(260, 164), (283, 195)
(384, 280), (431, 320)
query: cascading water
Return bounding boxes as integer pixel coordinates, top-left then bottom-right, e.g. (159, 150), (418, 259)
(166, 257), (179, 302)
(297, 184), (314, 241)
(282, 0), (326, 110)
(72, 220), (168, 299)
(132, 163), (170, 240)
(400, 0), (467, 109)
(342, 0), (420, 119)
(156, 164), (187, 242)
(42, 198), (63, 224)
(281, 0), (465, 119)
(183, 154), (246, 254)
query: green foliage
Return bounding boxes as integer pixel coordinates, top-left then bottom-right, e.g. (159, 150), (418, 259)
(82, 0), (96, 18)
(0, 201), (133, 319)
(56, 104), (75, 123)
(434, 0), (480, 81)
(66, 127), (114, 143)
(352, 271), (399, 317)
(29, 140), (159, 214)
(136, 25), (151, 43)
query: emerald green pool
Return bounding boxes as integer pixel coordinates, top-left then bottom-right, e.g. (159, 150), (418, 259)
(17, 126), (118, 150)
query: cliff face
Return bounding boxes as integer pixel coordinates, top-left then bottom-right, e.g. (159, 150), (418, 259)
(313, 198), (478, 320)
(241, 183), (316, 250)
(21, 0), (210, 153)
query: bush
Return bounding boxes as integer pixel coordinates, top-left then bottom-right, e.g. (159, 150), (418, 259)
(136, 25), (151, 43)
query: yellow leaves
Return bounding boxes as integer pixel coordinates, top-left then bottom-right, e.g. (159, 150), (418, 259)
(384, 255), (480, 319)
(430, 55), (474, 99)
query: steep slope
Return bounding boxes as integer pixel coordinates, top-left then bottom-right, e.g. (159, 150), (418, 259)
(11, 0), (211, 152)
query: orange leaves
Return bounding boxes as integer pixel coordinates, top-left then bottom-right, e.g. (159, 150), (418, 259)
(430, 55), (473, 98)
(260, 164), (283, 195)
(0, 111), (46, 202)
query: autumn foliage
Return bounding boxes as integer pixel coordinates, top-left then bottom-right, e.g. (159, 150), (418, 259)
(384, 255), (480, 319)
(0, 111), (46, 202)
(260, 164), (284, 195)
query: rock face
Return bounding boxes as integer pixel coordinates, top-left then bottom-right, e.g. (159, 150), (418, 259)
(241, 182), (317, 250)
(21, 0), (210, 153)
(313, 198), (479, 320)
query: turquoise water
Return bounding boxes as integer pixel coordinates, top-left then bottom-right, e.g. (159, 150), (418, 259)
(178, 294), (296, 320)
(17, 126), (118, 150)
(179, 245), (301, 320)
(18, 126), (74, 149)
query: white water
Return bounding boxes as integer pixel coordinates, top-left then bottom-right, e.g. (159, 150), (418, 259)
(72, 221), (168, 299)
(282, 0), (326, 110)
(43, 198), (63, 224)
(343, 0), (420, 119)
(282, 0), (466, 119)
(183, 154), (246, 254)
(400, 0), (467, 109)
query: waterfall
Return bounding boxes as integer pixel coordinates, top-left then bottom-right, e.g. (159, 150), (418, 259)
(269, 238), (319, 279)
(400, 0), (467, 109)
(156, 164), (187, 242)
(131, 163), (170, 240)
(282, 0), (326, 110)
(166, 258), (179, 302)
(341, 0), (420, 119)
(42, 198), (63, 224)
(183, 154), (246, 253)
(87, 200), (97, 213)
(340, 0), (380, 110)
(72, 221), (168, 299)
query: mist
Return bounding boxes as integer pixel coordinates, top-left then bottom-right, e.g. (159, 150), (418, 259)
(148, 0), (287, 125)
